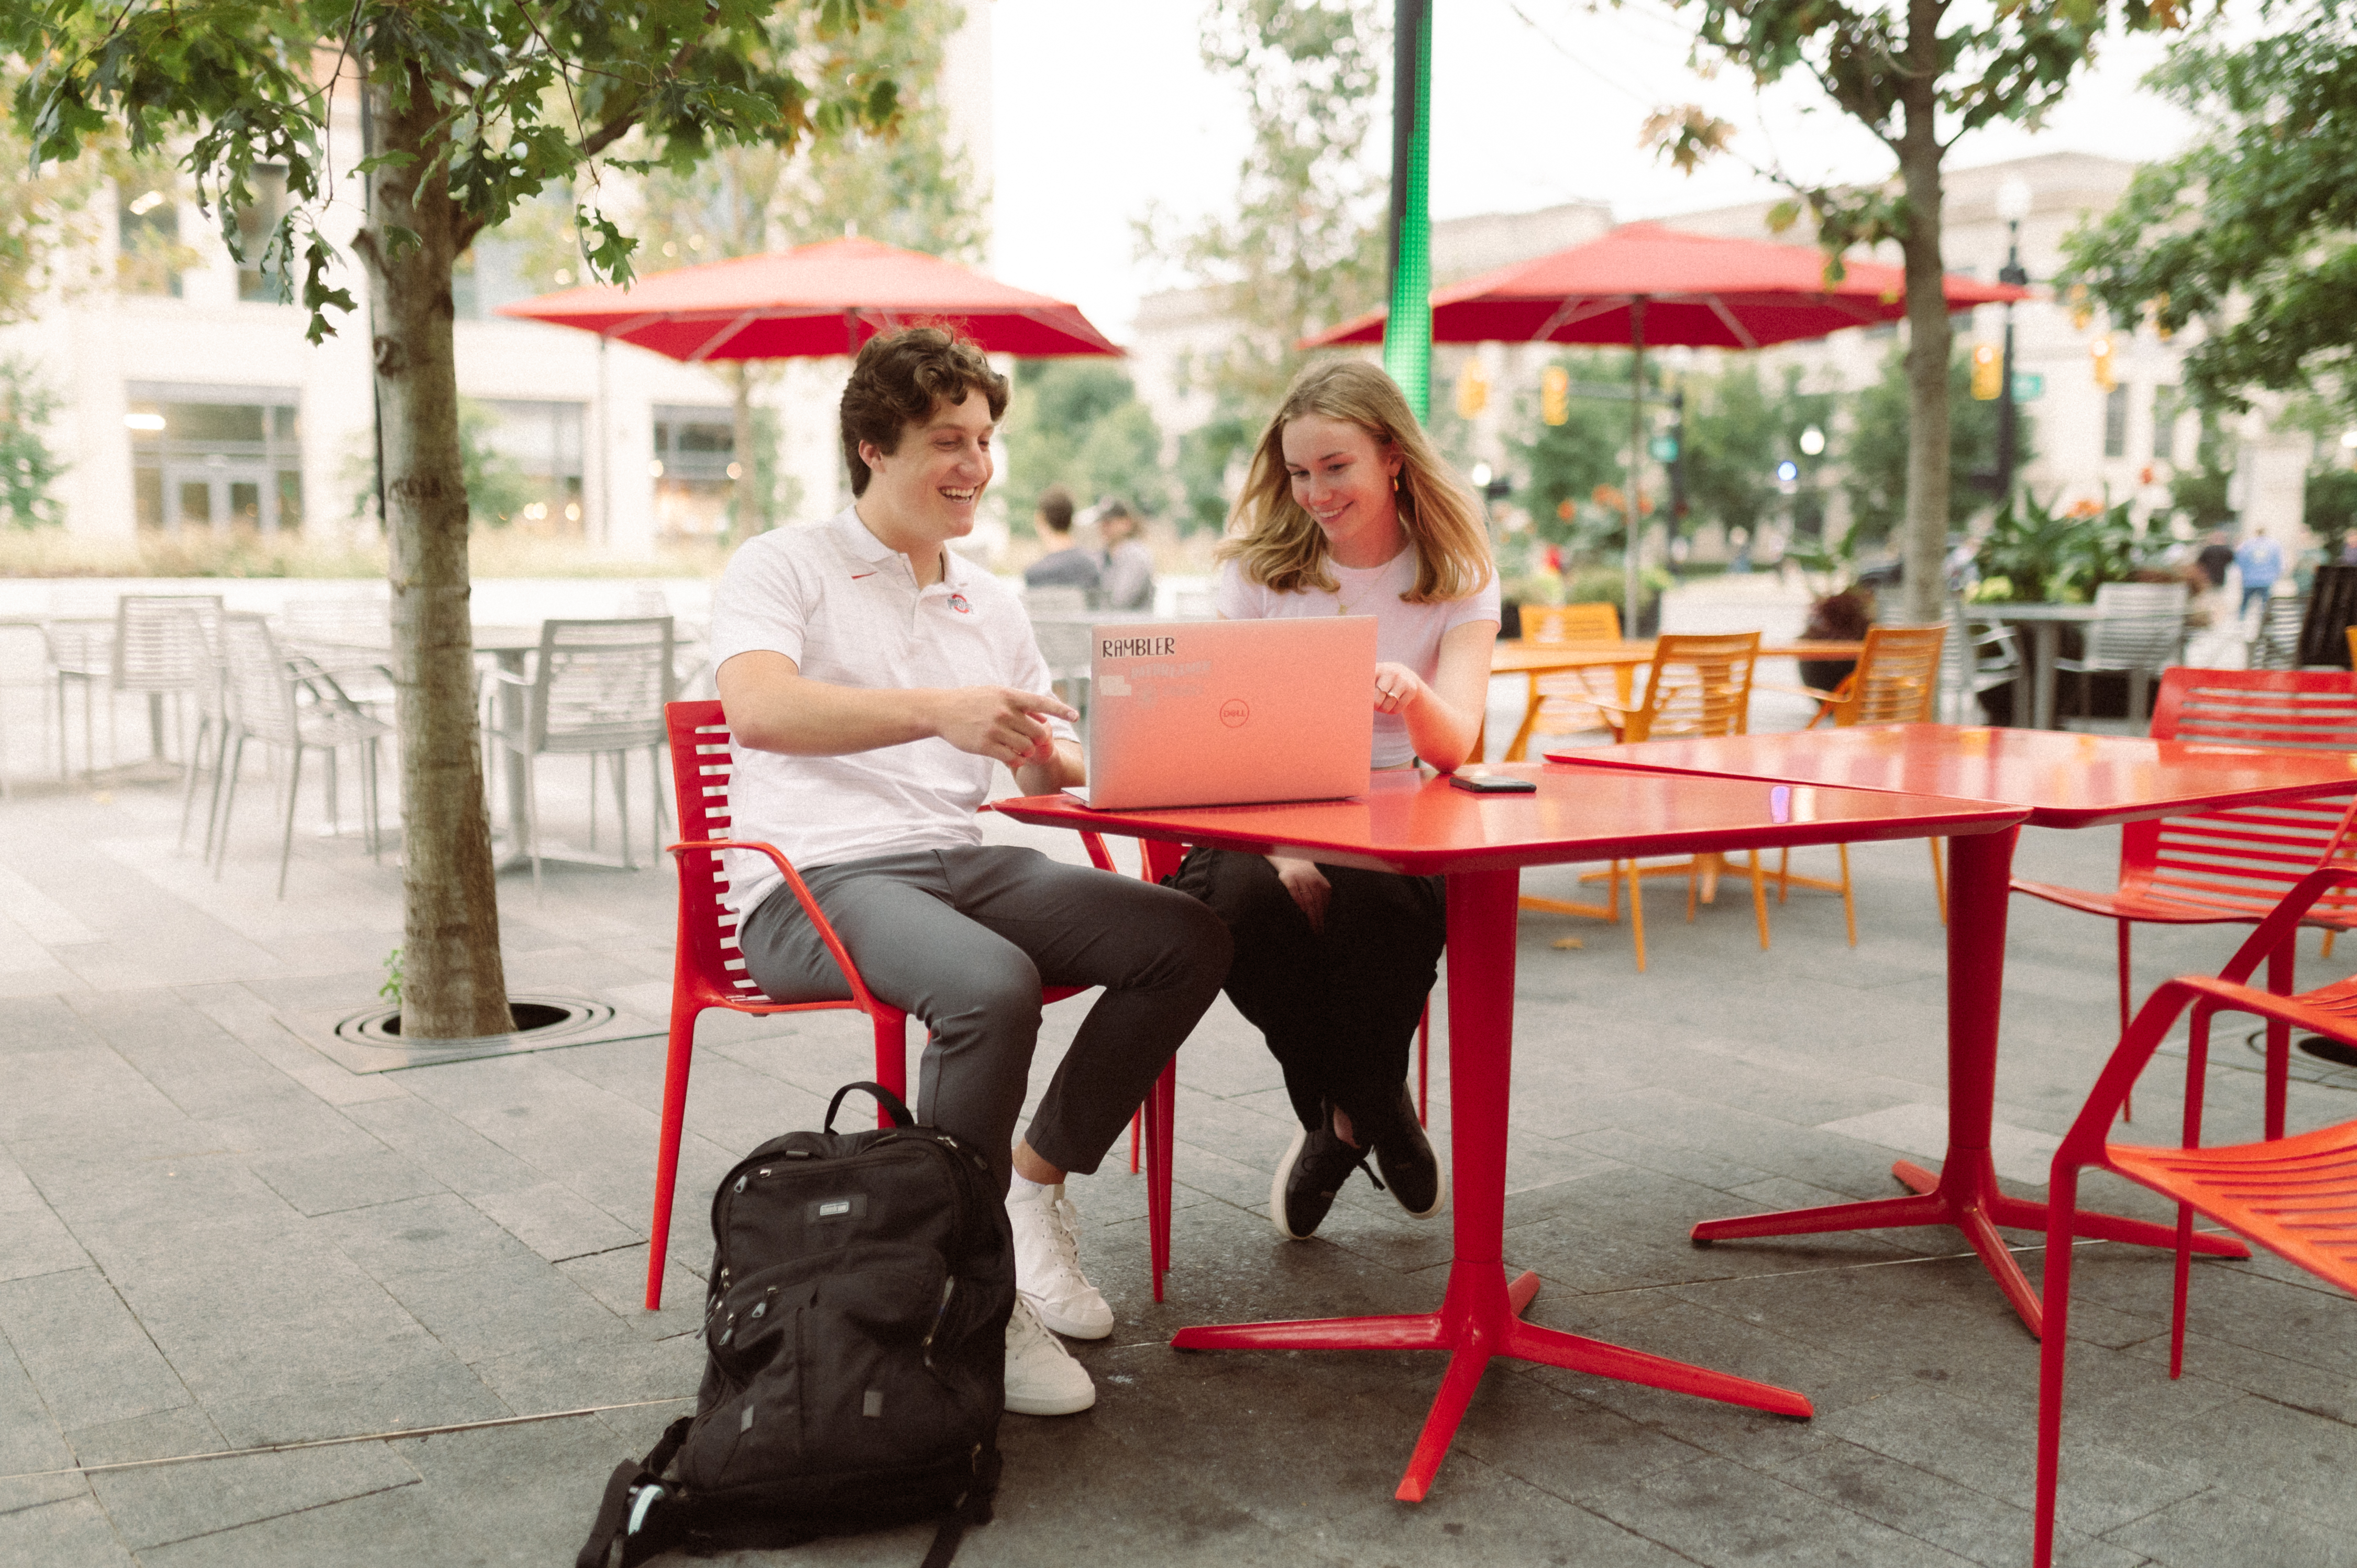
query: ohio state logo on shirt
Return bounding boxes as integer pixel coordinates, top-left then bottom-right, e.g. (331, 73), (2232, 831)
(948, 593), (972, 614)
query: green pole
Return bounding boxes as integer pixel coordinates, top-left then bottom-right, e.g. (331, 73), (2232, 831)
(1382, 0), (1433, 421)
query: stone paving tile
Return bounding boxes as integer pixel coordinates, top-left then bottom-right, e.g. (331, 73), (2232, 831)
(338, 1094), (546, 1198)
(321, 1192), (636, 1367)
(0, 1328), (82, 1516)
(1765, 1438), (2147, 1568)
(134, 1418), (620, 1568)
(0, 1152), (89, 1286)
(2101, 1487), (2343, 1567)
(87, 1442), (420, 1552)
(60, 1404), (226, 1468)
(1589, 1451), (1986, 1566)
(201, 1354), (512, 1452)
(247, 1146), (447, 1217)
(0, 1495), (135, 1568)
(467, 1330), (703, 1416)
(0, 1268), (195, 1433)
(469, 1179), (641, 1263)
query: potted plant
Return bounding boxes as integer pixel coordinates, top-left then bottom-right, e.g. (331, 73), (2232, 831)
(1783, 532), (1873, 693)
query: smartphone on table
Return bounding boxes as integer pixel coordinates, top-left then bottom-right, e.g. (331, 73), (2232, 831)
(1448, 770), (1538, 794)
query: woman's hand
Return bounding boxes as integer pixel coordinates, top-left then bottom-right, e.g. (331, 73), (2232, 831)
(1268, 855), (1332, 933)
(1373, 661), (1428, 717)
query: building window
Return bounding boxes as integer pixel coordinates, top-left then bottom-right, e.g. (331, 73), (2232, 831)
(117, 172), (182, 298)
(235, 165), (293, 304)
(474, 399), (586, 534)
(652, 405), (737, 539)
(2151, 387), (2179, 466)
(126, 383), (302, 535)
(2103, 384), (2130, 459)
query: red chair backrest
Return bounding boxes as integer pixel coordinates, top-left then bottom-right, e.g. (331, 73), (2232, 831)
(2125, 669), (2357, 921)
(666, 698), (776, 1009)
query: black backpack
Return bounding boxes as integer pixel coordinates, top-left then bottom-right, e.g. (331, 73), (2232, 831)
(578, 1083), (1013, 1568)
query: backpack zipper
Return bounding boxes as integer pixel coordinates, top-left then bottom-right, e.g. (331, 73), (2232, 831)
(919, 1276), (957, 1368)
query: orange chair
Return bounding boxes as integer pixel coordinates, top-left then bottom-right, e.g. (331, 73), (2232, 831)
(1503, 602), (1626, 760)
(648, 700), (1178, 1309)
(2033, 865), (2357, 1567)
(2012, 667), (2357, 1134)
(1766, 624), (1950, 943)
(1559, 632), (1767, 968)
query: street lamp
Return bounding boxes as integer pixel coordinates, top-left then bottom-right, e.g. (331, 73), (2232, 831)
(1994, 176), (2033, 505)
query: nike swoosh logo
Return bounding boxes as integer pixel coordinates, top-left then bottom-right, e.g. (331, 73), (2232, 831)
(851, 571), (879, 580)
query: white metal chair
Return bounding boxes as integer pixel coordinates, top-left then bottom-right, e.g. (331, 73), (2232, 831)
(115, 593), (222, 765)
(484, 616), (676, 890)
(2248, 593), (2306, 671)
(1944, 609), (2023, 722)
(41, 617), (115, 778)
(211, 613), (393, 897)
(2056, 582), (2188, 727)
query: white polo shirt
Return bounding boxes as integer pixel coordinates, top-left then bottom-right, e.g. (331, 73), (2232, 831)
(709, 504), (1075, 915)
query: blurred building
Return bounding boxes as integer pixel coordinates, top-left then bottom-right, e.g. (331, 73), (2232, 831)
(5, 5), (996, 556)
(1126, 150), (2312, 561)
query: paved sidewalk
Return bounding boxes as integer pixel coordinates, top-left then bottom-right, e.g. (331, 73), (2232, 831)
(2, 733), (2355, 1566)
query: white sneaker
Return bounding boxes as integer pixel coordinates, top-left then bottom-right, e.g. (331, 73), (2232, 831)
(1006, 1180), (1114, 1339)
(1002, 1297), (1095, 1416)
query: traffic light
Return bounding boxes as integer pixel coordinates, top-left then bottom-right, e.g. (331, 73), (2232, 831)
(1454, 360), (1489, 420)
(2090, 336), (2116, 392)
(1971, 343), (2002, 401)
(1540, 365), (1569, 427)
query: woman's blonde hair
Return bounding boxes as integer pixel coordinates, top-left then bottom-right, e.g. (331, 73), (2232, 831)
(1220, 359), (1494, 604)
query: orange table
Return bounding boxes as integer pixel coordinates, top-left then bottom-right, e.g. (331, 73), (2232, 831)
(1555, 724), (2357, 1332)
(996, 764), (2027, 1499)
(1490, 637), (1864, 762)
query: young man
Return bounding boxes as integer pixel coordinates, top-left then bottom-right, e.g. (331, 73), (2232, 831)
(710, 328), (1231, 1417)
(1021, 484), (1100, 599)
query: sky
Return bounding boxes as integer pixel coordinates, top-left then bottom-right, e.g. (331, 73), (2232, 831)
(989, 0), (2211, 345)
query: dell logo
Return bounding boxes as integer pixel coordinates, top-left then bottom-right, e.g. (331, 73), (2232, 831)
(1219, 699), (1250, 728)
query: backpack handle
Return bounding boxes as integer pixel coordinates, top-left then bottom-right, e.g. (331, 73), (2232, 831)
(825, 1080), (916, 1133)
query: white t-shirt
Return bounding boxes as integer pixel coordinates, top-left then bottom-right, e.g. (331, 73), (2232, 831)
(1214, 547), (1500, 768)
(709, 504), (1076, 915)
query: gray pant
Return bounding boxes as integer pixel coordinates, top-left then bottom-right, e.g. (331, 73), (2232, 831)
(735, 845), (1231, 1188)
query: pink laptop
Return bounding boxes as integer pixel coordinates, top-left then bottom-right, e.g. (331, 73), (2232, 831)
(1068, 617), (1377, 810)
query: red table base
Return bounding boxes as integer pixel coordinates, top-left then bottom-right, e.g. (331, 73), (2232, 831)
(1168, 867), (1812, 1501)
(1171, 1260), (1811, 1501)
(1687, 827), (2248, 1336)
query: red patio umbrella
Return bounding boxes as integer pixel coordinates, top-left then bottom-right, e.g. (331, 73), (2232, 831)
(1303, 222), (2030, 625)
(498, 235), (1121, 360)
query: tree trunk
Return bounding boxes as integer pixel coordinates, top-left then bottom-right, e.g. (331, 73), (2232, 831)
(1896, 0), (1952, 627)
(364, 66), (513, 1040)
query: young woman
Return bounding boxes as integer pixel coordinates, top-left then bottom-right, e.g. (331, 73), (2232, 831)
(1172, 359), (1499, 1240)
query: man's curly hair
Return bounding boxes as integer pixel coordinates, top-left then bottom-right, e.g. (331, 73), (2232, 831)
(839, 326), (1009, 496)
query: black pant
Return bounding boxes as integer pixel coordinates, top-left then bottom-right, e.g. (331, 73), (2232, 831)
(1171, 847), (1445, 1134)
(736, 845), (1231, 1189)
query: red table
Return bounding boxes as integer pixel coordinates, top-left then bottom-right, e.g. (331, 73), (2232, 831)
(996, 764), (2028, 1499)
(1556, 724), (2357, 1333)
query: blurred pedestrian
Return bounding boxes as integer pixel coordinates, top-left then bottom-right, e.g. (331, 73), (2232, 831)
(2234, 529), (2283, 620)
(1092, 500), (1155, 611)
(1023, 484), (1100, 599)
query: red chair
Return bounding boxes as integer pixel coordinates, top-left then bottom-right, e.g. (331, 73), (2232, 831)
(2034, 864), (2357, 1567)
(2012, 666), (2357, 1135)
(648, 700), (1177, 1309)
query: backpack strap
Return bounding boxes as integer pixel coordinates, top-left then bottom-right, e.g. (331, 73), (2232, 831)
(825, 1080), (917, 1132)
(916, 1440), (1001, 1568)
(576, 1417), (691, 1568)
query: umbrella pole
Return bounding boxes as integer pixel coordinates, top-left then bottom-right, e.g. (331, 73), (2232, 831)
(1626, 299), (1646, 637)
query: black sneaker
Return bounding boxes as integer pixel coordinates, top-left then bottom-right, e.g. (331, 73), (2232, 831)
(1270, 1106), (1380, 1241)
(1366, 1084), (1446, 1220)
